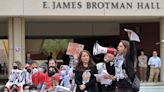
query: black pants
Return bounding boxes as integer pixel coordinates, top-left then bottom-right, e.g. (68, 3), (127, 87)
(118, 88), (134, 92)
(102, 88), (115, 92)
(101, 85), (115, 92)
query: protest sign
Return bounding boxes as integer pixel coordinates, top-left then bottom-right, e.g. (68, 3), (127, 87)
(66, 42), (84, 58)
(6, 69), (26, 92)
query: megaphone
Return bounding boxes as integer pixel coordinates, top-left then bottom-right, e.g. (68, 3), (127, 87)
(93, 42), (117, 55)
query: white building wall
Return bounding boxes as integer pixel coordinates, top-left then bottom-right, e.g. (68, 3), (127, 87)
(0, 0), (164, 16)
(0, 0), (23, 16)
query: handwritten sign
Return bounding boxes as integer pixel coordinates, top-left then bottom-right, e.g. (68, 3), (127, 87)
(6, 69), (26, 92)
(66, 42), (84, 58)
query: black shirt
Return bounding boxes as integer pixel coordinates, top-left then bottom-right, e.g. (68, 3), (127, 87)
(102, 61), (116, 89)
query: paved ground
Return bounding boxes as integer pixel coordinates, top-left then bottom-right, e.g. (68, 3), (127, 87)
(1, 82), (164, 92)
(140, 86), (164, 92)
(140, 82), (164, 92)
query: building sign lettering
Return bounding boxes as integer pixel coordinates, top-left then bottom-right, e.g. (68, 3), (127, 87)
(43, 1), (160, 10)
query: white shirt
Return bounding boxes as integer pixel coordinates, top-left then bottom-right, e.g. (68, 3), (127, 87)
(25, 69), (32, 84)
(96, 62), (112, 85)
(148, 56), (161, 68)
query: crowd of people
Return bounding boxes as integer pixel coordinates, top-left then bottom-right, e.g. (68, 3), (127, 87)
(0, 31), (161, 92)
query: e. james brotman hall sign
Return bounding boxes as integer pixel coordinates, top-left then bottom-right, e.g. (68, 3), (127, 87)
(43, 1), (160, 10)
(0, 0), (164, 16)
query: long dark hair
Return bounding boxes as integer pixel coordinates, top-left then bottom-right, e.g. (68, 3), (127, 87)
(76, 50), (95, 72)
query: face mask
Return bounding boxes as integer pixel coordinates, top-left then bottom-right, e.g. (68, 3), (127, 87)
(48, 70), (55, 77)
(61, 70), (66, 76)
(38, 67), (44, 72)
(32, 68), (38, 75)
(13, 66), (18, 69)
(27, 69), (31, 73)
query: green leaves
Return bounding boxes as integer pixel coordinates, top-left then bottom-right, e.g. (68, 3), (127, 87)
(42, 39), (73, 58)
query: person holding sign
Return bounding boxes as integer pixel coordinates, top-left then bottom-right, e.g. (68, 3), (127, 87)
(6, 61), (25, 92)
(75, 50), (97, 92)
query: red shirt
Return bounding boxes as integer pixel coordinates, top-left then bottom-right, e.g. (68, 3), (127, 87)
(32, 73), (39, 86)
(38, 72), (52, 89)
(54, 73), (61, 84)
(38, 72), (46, 84)
(32, 72), (46, 86)
(45, 73), (52, 89)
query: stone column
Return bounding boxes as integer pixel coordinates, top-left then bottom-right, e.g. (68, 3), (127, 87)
(8, 17), (25, 73)
(160, 18), (164, 82)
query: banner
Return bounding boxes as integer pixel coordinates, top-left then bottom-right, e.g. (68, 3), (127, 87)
(6, 69), (26, 92)
(66, 42), (84, 58)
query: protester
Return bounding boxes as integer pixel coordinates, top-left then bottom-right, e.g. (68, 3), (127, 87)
(25, 62), (33, 84)
(48, 58), (58, 68)
(96, 47), (117, 92)
(48, 58), (61, 84)
(55, 65), (71, 92)
(5, 61), (25, 92)
(60, 65), (71, 87)
(31, 61), (40, 87)
(68, 57), (77, 92)
(75, 50), (97, 92)
(46, 66), (59, 91)
(114, 31), (138, 92)
(12, 61), (23, 70)
(37, 63), (49, 91)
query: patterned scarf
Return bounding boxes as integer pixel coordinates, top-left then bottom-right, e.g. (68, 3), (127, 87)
(114, 54), (126, 81)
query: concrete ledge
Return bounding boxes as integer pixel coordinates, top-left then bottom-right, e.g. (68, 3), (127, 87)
(141, 82), (164, 86)
(140, 82), (164, 92)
